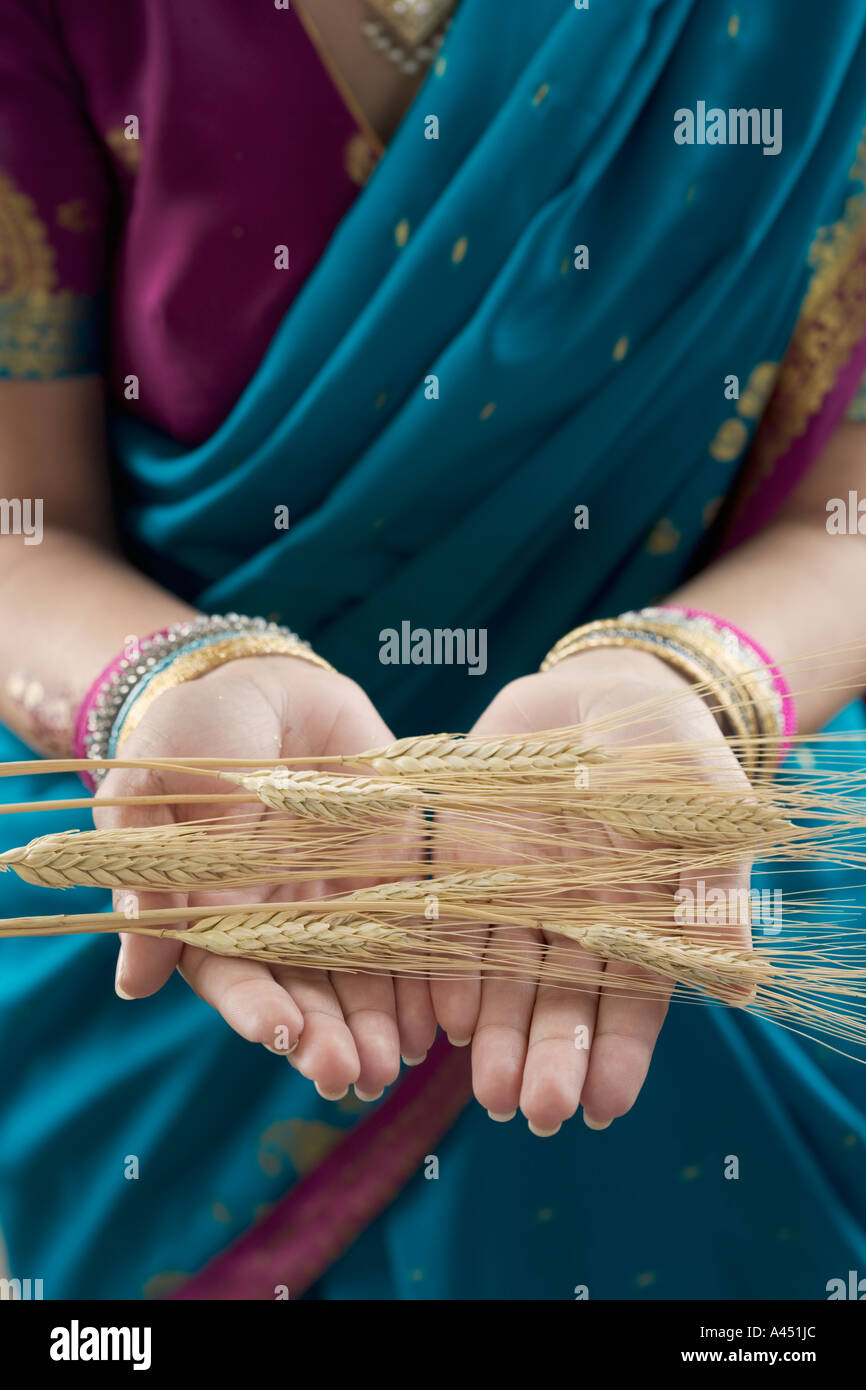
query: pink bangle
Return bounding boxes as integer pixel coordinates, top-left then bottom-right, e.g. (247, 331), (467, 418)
(72, 627), (174, 791)
(657, 605), (797, 758)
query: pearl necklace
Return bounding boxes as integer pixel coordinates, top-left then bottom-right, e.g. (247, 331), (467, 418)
(361, 0), (456, 76)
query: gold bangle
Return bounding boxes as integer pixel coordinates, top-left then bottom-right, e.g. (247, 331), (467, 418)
(115, 634), (334, 753)
(541, 621), (761, 779)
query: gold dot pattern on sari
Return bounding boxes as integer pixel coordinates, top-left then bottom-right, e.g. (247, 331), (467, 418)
(257, 1118), (345, 1179)
(479, 400), (496, 420)
(451, 235), (468, 264)
(709, 416), (749, 462)
(344, 131), (379, 188)
(395, 218), (410, 248)
(644, 517), (681, 555)
(612, 335), (629, 362)
(736, 361), (780, 419)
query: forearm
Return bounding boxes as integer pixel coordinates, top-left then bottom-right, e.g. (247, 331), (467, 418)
(671, 420), (866, 732)
(0, 528), (197, 756)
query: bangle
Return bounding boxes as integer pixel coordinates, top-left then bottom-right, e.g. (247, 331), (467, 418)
(74, 614), (333, 789)
(542, 618), (760, 775)
(652, 606), (796, 759)
(541, 609), (794, 779)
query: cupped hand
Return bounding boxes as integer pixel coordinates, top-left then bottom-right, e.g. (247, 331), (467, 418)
(429, 648), (752, 1134)
(94, 656), (437, 1099)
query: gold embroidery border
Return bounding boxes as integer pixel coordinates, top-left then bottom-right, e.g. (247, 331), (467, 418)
(744, 131), (866, 493)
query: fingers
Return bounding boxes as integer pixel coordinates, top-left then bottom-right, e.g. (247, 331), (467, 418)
(269, 964), (360, 1096)
(579, 961), (670, 1127)
(429, 965), (482, 1048)
(328, 969), (401, 1099)
(519, 933), (602, 1134)
(469, 927), (540, 1119)
(96, 767), (186, 998)
(179, 946), (305, 1050)
(114, 895), (185, 998)
(394, 975), (438, 1065)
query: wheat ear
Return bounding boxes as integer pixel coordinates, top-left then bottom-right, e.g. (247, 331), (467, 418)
(230, 769), (430, 821)
(576, 795), (792, 844)
(168, 907), (414, 962)
(568, 923), (773, 1001)
(0, 830), (274, 891)
(358, 732), (606, 775)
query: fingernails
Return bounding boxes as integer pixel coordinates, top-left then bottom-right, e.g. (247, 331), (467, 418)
(528, 1121), (561, 1138)
(401, 1053), (427, 1067)
(114, 948), (132, 1000)
(264, 1041), (299, 1057)
(583, 1114), (612, 1131)
(353, 1086), (384, 1103)
(314, 1082), (348, 1102)
(488, 1110), (516, 1123)
(447, 1035), (472, 1047)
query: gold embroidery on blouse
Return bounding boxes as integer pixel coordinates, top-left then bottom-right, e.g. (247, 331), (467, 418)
(0, 172), (93, 377)
(105, 126), (142, 173)
(745, 129), (866, 490)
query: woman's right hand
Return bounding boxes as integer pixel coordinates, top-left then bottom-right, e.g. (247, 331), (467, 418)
(93, 655), (437, 1099)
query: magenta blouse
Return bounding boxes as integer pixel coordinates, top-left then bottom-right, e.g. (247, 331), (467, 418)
(0, 0), (378, 444)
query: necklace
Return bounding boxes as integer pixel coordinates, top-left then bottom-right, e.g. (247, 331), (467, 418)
(361, 0), (457, 76)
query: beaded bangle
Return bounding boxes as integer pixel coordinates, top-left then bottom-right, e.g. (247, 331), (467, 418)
(74, 614), (333, 790)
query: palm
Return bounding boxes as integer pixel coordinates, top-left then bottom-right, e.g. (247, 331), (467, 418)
(429, 648), (751, 1133)
(95, 657), (436, 1099)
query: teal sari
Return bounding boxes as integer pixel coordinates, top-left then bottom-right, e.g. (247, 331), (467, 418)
(2, 0), (866, 1298)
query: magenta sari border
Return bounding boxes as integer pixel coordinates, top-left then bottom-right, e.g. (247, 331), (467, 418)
(167, 1033), (472, 1300)
(724, 322), (866, 552)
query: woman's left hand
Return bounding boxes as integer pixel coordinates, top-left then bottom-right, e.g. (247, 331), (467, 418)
(429, 647), (753, 1134)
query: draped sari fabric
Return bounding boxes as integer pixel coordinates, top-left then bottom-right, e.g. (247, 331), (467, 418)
(2, 0), (866, 1300)
(114, 0), (866, 734)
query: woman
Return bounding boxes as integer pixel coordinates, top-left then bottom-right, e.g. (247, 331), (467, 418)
(1, 0), (865, 1300)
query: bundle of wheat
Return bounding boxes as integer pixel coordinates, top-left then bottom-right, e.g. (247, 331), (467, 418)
(1, 665), (865, 1060)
